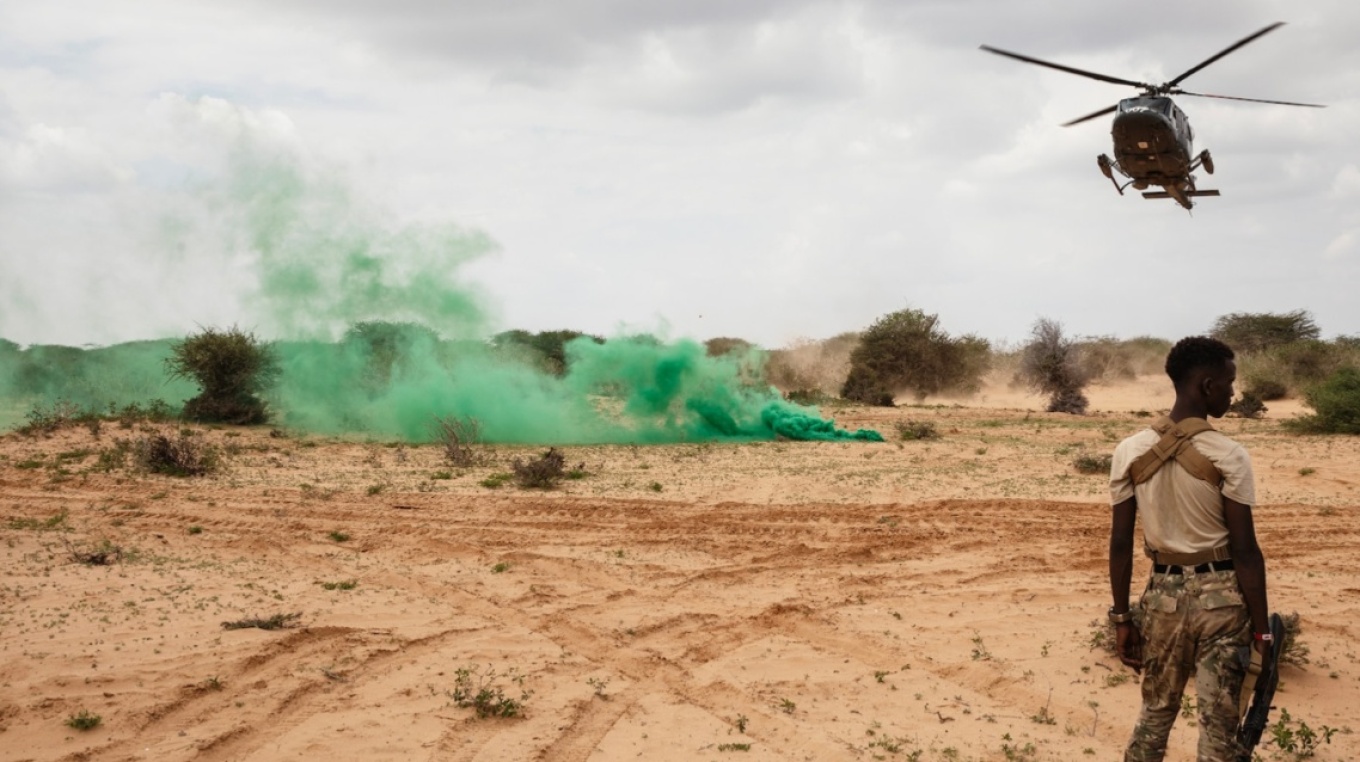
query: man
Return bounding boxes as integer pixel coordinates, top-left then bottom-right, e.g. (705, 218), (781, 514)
(1108, 336), (1270, 761)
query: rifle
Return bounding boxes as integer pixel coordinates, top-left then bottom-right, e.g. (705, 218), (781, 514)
(1236, 612), (1285, 761)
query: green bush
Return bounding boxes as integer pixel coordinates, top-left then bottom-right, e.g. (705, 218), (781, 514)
(490, 329), (604, 377)
(1211, 310), (1320, 352)
(1288, 367), (1360, 434)
(841, 309), (989, 405)
(168, 327), (279, 424)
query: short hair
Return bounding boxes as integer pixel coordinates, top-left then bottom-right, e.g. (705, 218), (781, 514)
(1165, 336), (1235, 387)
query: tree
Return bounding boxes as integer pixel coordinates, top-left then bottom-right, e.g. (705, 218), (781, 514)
(1017, 318), (1091, 414)
(841, 308), (989, 405)
(168, 327), (279, 424)
(490, 329), (605, 376)
(1210, 310), (1320, 353)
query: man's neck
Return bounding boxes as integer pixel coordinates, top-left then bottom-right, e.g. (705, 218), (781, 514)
(1168, 398), (1210, 423)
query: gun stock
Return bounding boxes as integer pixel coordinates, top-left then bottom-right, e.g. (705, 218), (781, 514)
(1236, 613), (1285, 761)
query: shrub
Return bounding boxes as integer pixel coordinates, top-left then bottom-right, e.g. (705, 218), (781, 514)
(1017, 318), (1091, 415)
(1227, 392), (1267, 419)
(841, 309), (989, 404)
(1072, 452), (1113, 475)
(65, 710), (102, 731)
(168, 326), (279, 424)
(432, 415), (482, 467)
(449, 665), (532, 719)
(133, 429), (221, 477)
(1077, 336), (1172, 381)
(1211, 310), (1320, 353)
(221, 612), (302, 631)
(1288, 367), (1360, 434)
(512, 448), (570, 488)
(704, 337), (756, 357)
(895, 420), (939, 441)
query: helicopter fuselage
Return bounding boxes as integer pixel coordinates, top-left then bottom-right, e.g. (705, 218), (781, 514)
(1103, 96), (1215, 208)
(1111, 97), (1193, 182)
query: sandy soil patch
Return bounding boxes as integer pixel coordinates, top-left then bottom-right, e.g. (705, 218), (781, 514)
(1, 378), (1355, 761)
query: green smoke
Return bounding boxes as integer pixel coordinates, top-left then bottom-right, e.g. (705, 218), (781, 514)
(0, 100), (881, 443)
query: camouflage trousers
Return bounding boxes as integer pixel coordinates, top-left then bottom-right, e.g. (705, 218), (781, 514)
(1125, 569), (1250, 762)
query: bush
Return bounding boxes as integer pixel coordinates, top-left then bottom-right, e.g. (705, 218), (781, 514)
(1288, 367), (1360, 434)
(1076, 336), (1171, 382)
(432, 415), (482, 467)
(1072, 452), (1113, 475)
(1245, 377), (1289, 401)
(512, 448), (573, 488)
(133, 430), (221, 476)
(895, 420), (939, 441)
(1227, 392), (1267, 419)
(841, 309), (989, 405)
(1211, 310), (1320, 352)
(168, 327), (279, 424)
(1017, 318), (1091, 415)
(704, 337), (755, 357)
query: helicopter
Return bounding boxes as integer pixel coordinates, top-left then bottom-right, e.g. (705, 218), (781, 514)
(981, 23), (1325, 210)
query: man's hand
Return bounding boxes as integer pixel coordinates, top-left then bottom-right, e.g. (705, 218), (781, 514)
(1116, 622), (1143, 673)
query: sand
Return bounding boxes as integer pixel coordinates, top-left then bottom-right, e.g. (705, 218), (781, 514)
(1, 378), (1356, 761)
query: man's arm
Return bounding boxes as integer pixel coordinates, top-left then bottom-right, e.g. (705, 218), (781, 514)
(1224, 497), (1269, 653)
(1109, 497), (1141, 671)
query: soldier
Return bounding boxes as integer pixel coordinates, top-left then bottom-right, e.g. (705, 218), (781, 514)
(1107, 336), (1270, 761)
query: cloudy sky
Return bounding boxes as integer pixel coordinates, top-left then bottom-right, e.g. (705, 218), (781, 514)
(2, 0), (1356, 349)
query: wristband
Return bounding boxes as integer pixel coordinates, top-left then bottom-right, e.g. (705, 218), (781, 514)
(1253, 632), (1274, 643)
(1108, 607), (1135, 624)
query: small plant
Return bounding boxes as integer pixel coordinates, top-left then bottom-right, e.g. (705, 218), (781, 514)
(491, 562), (511, 574)
(586, 676), (610, 699)
(873, 670), (890, 684)
(431, 470), (453, 480)
(133, 429), (221, 477)
(221, 612), (302, 631)
(7, 509), (69, 532)
(199, 676), (225, 692)
(69, 539), (124, 566)
(717, 743), (751, 752)
(480, 472), (512, 489)
(1000, 733), (1037, 761)
(896, 420), (939, 441)
(188, 525), (204, 535)
(511, 448), (568, 489)
(328, 530), (351, 543)
(431, 415), (482, 467)
(1031, 691), (1056, 725)
(734, 714), (748, 733)
(970, 631), (992, 661)
(1072, 452), (1113, 475)
(778, 697), (796, 714)
(1279, 612), (1310, 667)
(365, 483), (385, 496)
(320, 580), (358, 590)
(647, 481), (663, 492)
(1298, 467), (1316, 476)
(1268, 707), (1336, 758)
(65, 710), (102, 731)
(449, 665), (532, 719)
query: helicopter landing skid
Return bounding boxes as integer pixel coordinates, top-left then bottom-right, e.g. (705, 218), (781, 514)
(1141, 190), (1221, 199)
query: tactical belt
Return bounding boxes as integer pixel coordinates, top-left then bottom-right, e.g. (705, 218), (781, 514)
(1145, 542), (1233, 566)
(1154, 559), (1234, 575)
(1128, 416), (1224, 487)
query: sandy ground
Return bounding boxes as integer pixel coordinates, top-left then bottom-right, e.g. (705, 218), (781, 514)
(1, 378), (1357, 761)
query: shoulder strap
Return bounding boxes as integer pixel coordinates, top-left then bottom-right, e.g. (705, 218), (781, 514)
(1127, 416), (1223, 486)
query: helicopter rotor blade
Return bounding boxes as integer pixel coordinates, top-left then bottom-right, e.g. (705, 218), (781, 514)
(979, 45), (1149, 88)
(1175, 90), (1326, 108)
(1062, 104), (1120, 127)
(1166, 22), (1285, 87)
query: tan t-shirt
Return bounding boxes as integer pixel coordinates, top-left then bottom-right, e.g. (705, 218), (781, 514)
(1109, 425), (1256, 555)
